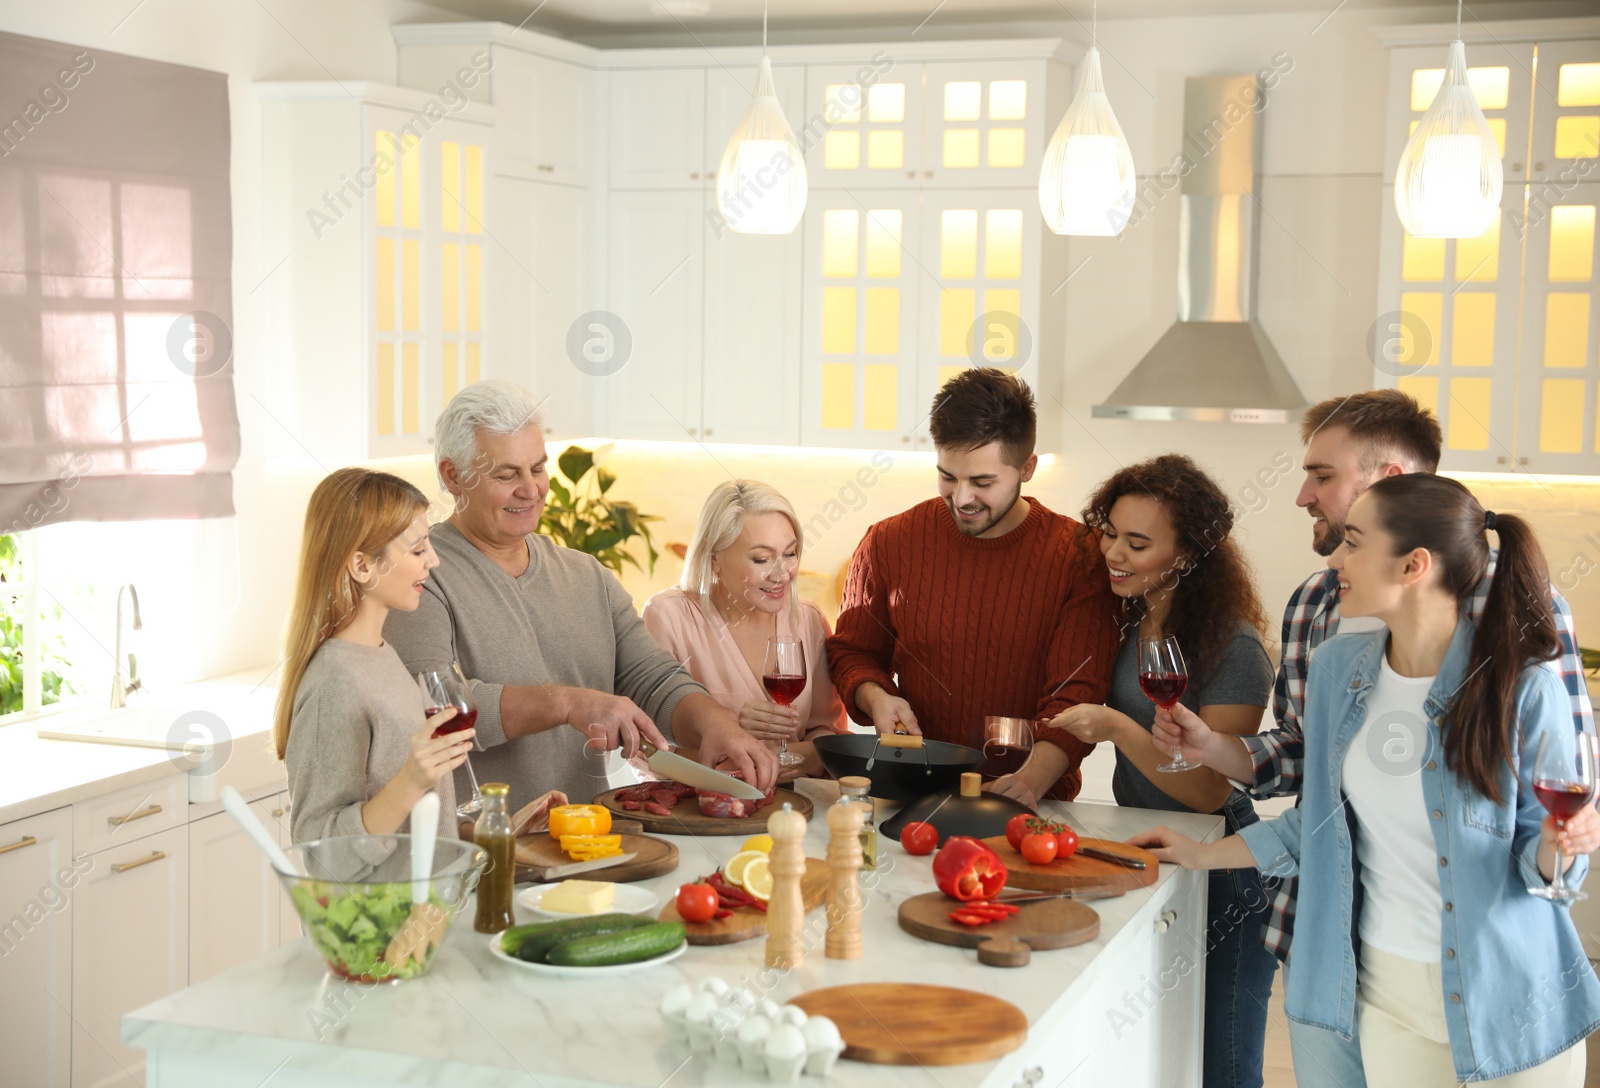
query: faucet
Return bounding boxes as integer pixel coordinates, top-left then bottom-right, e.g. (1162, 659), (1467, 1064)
(111, 584), (142, 709)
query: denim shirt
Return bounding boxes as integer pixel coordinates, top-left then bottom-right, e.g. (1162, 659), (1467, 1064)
(1238, 618), (1600, 1082)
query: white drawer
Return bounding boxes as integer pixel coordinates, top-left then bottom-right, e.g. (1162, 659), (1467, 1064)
(72, 774), (186, 856)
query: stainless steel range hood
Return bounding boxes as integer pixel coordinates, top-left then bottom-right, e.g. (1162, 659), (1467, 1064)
(1093, 74), (1306, 424)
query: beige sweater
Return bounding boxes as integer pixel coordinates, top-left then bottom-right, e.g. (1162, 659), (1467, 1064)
(383, 522), (707, 813)
(284, 638), (456, 844)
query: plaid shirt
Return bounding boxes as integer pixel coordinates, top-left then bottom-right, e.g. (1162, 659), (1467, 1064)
(1238, 554), (1596, 960)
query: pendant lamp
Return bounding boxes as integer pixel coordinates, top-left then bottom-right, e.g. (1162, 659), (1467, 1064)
(1038, 2), (1136, 237)
(715, 3), (807, 235)
(1392, 1), (1502, 238)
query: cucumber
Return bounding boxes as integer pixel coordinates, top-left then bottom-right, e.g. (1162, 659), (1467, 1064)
(546, 921), (687, 967)
(500, 914), (655, 962)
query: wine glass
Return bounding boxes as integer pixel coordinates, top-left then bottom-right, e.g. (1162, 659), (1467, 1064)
(762, 636), (806, 769)
(1530, 731), (1597, 902)
(981, 716), (1034, 780)
(417, 663), (483, 817)
(1141, 635), (1194, 774)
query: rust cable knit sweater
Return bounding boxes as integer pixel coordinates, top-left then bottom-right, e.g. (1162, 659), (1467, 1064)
(826, 496), (1119, 800)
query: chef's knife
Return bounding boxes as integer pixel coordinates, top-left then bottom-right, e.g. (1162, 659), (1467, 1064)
(540, 851), (639, 880)
(1078, 844), (1148, 870)
(639, 741), (766, 800)
(994, 887), (1123, 904)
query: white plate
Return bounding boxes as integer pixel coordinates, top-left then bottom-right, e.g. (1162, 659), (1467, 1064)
(517, 883), (660, 919)
(487, 932), (686, 977)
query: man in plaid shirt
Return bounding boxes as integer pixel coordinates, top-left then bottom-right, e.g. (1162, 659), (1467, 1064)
(1161, 390), (1595, 1088)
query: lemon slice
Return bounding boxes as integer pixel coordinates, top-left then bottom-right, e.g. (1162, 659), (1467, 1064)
(741, 834), (774, 855)
(723, 849), (766, 888)
(741, 856), (773, 901)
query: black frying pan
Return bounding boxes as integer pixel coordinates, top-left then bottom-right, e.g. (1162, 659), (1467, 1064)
(812, 733), (985, 802)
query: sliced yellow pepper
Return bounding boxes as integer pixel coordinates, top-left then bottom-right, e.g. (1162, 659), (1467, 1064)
(560, 834), (624, 861)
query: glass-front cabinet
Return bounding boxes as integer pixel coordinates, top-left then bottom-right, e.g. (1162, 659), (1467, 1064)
(1378, 29), (1600, 474)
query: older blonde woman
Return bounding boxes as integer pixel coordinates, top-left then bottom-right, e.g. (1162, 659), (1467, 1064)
(643, 481), (847, 780)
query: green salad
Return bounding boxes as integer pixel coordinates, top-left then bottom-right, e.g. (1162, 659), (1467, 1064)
(289, 881), (447, 982)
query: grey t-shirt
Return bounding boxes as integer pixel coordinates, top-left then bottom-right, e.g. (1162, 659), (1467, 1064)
(1108, 621), (1273, 830)
(383, 521), (708, 812)
(284, 638), (456, 844)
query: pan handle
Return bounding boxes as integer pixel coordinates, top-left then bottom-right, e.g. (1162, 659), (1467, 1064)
(879, 732), (924, 750)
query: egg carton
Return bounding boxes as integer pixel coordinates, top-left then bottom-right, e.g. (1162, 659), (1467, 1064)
(660, 977), (845, 1082)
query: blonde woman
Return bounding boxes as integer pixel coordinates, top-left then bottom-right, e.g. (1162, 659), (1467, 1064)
(643, 481), (847, 779)
(274, 468), (478, 843)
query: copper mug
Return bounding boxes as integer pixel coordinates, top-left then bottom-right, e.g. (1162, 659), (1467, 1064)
(980, 716), (1034, 779)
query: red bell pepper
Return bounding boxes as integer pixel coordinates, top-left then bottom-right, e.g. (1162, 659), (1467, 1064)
(931, 836), (1008, 901)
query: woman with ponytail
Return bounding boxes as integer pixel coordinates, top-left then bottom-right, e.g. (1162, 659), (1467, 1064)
(275, 468), (477, 843)
(1134, 474), (1600, 1086)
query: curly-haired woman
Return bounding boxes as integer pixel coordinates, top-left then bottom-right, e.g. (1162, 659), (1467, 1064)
(1047, 453), (1276, 1088)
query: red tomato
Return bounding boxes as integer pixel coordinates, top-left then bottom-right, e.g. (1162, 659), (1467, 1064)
(900, 821), (939, 856)
(1020, 830), (1059, 865)
(1054, 824), (1079, 860)
(1005, 813), (1033, 851)
(676, 882), (719, 924)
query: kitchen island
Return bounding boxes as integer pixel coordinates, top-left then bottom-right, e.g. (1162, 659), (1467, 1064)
(124, 781), (1223, 1088)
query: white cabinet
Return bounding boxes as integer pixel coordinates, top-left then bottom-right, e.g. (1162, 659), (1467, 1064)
(256, 82), (496, 460)
(530, 57), (597, 186)
(528, 180), (599, 442)
(272, 792), (302, 945)
(703, 225), (804, 446)
(1376, 32), (1600, 475)
(0, 807), (76, 1088)
(608, 68), (706, 189)
(602, 190), (706, 440)
(803, 60), (927, 190)
(72, 824), (188, 1088)
(188, 798), (282, 985)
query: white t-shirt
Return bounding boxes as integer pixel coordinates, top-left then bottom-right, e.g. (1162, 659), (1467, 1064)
(1341, 652), (1443, 960)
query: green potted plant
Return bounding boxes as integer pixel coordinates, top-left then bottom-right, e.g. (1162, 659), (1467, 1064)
(538, 445), (662, 576)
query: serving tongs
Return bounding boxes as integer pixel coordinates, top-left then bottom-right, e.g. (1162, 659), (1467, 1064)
(865, 730), (928, 774)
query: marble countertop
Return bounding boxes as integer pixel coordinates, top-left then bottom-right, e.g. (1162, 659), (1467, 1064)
(123, 781), (1224, 1088)
(0, 664), (282, 825)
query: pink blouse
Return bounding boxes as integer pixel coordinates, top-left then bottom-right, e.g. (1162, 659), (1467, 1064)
(641, 588), (847, 739)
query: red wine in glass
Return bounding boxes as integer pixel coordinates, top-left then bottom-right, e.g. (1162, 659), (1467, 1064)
(429, 706), (479, 736)
(1139, 674), (1188, 709)
(1530, 731), (1596, 902)
(417, 663), (483, 817)
(763, 636), (807, 768)
(1534, 780), (1594, 822)
(762, 675), (806, 706)
(983, 744), (1031, 778)
(1141, 635), (1195, 773)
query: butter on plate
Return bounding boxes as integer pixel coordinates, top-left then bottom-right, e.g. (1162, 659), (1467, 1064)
(540, 879), (617, 915)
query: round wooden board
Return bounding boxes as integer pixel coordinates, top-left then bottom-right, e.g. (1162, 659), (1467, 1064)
(897, 891), (1099, 967)
(657, 858), (829, 944)
(789, 983), (1027, 1066)
(981, 836), (1158, 892)
(513, 832), (678, 884)
(593, 786), (813, 836)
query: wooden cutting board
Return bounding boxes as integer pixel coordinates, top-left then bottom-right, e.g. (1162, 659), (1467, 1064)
(897, 891), (1101, 967)
(593, 786), (813, 836)
(513, 831), (678, 884)
(789, 983), (1027, 1065)
(658, 857), (829, 944)
(981, 836), (1158, 892)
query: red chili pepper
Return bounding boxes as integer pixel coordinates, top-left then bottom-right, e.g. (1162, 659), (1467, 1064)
(948, 910), (997, 926)
(932, 836), (1008, 902)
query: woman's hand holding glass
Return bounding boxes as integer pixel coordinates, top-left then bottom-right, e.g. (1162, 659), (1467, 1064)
(738, 698), (803, 744)
(401, 707), (474, 793)
(1150, 701), (1257, 783)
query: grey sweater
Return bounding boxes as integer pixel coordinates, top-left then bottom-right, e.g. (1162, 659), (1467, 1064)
(284, 638), (457, 844)
(383, 521), (707, 812)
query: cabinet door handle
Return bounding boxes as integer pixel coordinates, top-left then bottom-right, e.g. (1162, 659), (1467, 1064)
(538, 163), (554, 172)
(108, 804), (163, 827)
(112, 850), (167, 874)
(703, 428), (713, 437)
(0, 835), (38, 856)
(271, 808), (285, 818)
(690, 171), (700, 180)
(1154, 908), (1178, 933)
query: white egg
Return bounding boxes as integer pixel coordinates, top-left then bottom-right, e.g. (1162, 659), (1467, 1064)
(685, 993), (719, 1024)
(802, 1015), (842, 1049)
(777, 1005), (808, 1028)
(698, 977), (731, 998)
(755, 998), (783, 1021)
(764, 1023), (807, 1059)
(738, 1013), (773, 1045)
(659, 984), (694, 1018)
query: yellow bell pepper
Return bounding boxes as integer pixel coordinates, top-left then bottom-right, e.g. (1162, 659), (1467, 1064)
(560, 834), (624, 861)
(547, 804), (612, 841)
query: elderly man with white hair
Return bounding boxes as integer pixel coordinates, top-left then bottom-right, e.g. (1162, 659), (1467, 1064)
(385, 380), (776, 815)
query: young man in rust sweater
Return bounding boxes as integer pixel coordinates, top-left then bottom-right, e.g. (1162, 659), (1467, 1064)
(826, 369), (1119, 805)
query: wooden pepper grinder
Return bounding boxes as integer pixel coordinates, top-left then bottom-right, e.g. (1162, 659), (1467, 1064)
(825, 799), (864, 959)
(765, 802), (808, 970)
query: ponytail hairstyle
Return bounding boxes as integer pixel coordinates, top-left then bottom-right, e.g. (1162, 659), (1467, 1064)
(273, 468), (431, 759)
(1363, 474), (1559, 802)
